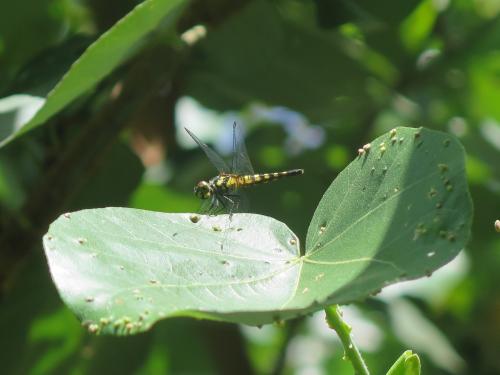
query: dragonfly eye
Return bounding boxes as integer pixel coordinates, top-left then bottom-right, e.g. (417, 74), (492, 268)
(194, 181), (212, 199)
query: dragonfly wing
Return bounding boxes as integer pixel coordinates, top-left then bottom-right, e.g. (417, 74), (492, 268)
(185, 127), (230, 174)
(231, 122), (254, 175)
(198, 195), (219, 215)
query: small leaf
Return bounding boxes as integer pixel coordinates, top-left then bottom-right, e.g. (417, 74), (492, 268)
(386, 350), (421, 375)
(43, 127), (472, 334)
(0, 0), (187, 148)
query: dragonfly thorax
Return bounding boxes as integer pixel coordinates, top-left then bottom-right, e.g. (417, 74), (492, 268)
(194, 180), (214, 199)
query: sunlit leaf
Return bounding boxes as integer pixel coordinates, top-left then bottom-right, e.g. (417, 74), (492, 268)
(43, 127), (472, 335)
(399, 0), (437, 52)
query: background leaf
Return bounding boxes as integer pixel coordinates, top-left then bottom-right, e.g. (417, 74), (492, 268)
(0, 0), (187, 148)
(386, 350), (421, 375)
(183, 0), (373, 128)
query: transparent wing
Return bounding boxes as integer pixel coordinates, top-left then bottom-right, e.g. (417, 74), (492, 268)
(185, 127), (230, 174)
(198, 196), (218, 215)
(231, 122), (254, 175)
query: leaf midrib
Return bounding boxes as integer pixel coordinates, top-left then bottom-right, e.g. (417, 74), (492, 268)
(305, 167), (453, 259)
(73, 215), (293, 263)
(100, 258), (303, 304)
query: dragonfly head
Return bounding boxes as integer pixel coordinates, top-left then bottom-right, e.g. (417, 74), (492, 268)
(194, 180), (213, 199)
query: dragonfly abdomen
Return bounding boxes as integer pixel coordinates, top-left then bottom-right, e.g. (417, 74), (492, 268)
(237, 169), (304, 187)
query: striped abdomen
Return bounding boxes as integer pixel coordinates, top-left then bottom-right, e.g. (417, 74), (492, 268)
(236, 169), (304, 187)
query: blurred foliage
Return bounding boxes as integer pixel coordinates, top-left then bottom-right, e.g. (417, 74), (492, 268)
(0, 0), (498, 374)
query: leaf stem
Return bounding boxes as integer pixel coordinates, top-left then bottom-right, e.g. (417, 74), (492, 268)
(325, 305), (370, 375)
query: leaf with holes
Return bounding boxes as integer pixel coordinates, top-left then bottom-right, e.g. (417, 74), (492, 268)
(43, 127), (472, 335)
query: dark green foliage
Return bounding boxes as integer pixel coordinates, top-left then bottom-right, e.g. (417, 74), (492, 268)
(0, 0), (496, 373)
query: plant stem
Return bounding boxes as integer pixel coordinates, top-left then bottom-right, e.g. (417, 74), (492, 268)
(325, 305), (370, 375)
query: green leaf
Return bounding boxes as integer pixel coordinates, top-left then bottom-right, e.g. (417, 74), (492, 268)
(0, 0), (65, 83)
(0, 0), (187, 148)
(386, 350), (421, 375)
(43, 127), (472, 335)
(0, 94), (45, 140)
(303, 127), (471, 306)
(44, 210), (302, 334)
(184, 0), (372, 127)
(399, 0), (437, 52)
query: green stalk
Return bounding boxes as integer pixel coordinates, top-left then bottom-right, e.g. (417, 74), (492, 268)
(325, 305), (370, 375)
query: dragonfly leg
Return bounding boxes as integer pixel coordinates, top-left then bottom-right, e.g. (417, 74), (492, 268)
(220, 195), (237, 219)
(210, 194), (225, 215)
(224, 193), (242, 215)
(214, 196), (228, 251)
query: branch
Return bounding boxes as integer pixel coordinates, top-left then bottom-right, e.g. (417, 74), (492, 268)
(325, 305), (370, 375)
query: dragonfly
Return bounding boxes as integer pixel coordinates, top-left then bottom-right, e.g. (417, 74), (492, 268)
(185, 122), (304, 215)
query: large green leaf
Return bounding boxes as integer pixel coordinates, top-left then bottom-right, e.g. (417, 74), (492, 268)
(43, 127), (472, 335)
(0, 0), (187, 148)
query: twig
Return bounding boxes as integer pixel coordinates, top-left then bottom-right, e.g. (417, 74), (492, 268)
(325, 305), (370, 375)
